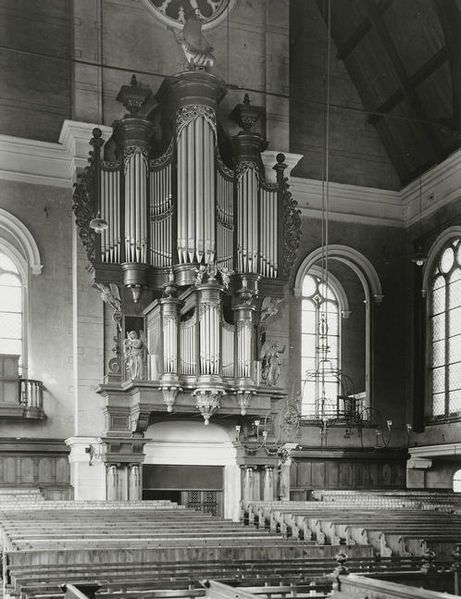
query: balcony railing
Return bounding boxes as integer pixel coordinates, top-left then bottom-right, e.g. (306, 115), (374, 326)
(19, 378), (43, 410)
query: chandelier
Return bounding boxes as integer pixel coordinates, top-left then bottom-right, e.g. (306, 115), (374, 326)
(235, 392), (302, 459)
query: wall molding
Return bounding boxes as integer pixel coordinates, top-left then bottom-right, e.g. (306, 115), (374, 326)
(291, 177), (403, 227)
(409, 443), (461, 459)
(0, 208), (43, 274)
(0, 122), (460, 228)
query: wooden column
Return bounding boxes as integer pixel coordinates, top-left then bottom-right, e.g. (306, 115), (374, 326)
(263, 466), (274, 500)
(242, 466), (254, 502)
(106, 463), (119, 501)
(279, 458), (291, 501)
(128, 463), (141, 500)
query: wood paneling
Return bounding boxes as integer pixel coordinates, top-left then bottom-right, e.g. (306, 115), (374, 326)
(290, 449), (406, 494)
(0, 439), (70, 493)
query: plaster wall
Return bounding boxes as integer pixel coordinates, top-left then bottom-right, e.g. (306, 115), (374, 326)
(0, 1), (72, 141)
(0, 180), (74, 439)
(73, 0), (290, 152)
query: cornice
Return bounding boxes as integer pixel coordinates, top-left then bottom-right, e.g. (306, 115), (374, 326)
(401, 148), (461, 226)
(409, 443), (461, 459)
(0, 121), (113, 189)
(291, 177), (403, 227)
(0, 123), (459, 229)
(0, 134), (71, 188)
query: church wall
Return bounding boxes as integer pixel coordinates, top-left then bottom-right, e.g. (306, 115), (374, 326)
(289, 0), (400, 190)
(73, 0), (290, 152)
(405, 196), (461, 488)
(0, 1), (72, 142)
(0, 180), (74, 440)
(290, 214), (409, 443)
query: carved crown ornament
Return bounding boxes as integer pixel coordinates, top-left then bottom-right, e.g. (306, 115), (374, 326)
(74, 35), (302, 432)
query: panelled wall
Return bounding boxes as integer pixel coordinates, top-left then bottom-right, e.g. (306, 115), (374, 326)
(0, 439), (71, 497)
(290, 449), (406, 495)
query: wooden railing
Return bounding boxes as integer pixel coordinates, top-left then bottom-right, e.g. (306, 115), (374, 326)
(331, 573), (458, 599)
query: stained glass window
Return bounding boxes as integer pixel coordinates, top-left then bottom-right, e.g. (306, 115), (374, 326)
(0, 251), (23, 363)
(430, 237), (461, 417)
(301, 273), (340, 418)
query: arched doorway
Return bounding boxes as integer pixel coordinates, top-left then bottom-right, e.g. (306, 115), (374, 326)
(143, 420), (240, 520)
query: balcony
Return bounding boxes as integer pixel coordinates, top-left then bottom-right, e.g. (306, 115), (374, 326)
(0, 355), (45, 420)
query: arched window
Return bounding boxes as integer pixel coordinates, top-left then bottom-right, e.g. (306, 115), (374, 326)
(0, 250), (25, 370)
(0, 208), (43, 377)
(295, 245), (383, 420)
(454, 469), (461, 493)
(428, 236), (461, 417)
(301, 273), (341, 418)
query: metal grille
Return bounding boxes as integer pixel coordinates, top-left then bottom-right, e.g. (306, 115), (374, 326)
(185, 490), (219, 516)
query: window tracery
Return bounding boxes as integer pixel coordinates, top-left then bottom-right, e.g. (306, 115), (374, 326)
(429, 236), (461, 417)
(301, 273), (341, 418)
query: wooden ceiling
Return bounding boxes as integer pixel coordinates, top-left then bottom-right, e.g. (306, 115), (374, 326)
(317, 0), (461, 185)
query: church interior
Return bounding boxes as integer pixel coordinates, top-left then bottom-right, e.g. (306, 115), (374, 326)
(0, 0), (461, 597)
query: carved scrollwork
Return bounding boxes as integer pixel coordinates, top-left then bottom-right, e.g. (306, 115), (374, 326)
(216, 153), (233, 180)
(282, 184), (302, 275)
(72, 129), (104, 266)
(123, 146), (149, 165)
(234, 159), (262, 181)
(274, 154), (301, 276)
(149, 138), (174, 170)
(176, 105), (216, 139)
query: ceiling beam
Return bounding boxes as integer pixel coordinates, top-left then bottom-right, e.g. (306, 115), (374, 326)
(368, 46), (448, 125)
(315, 0), (412, 183)
(359, 0), (443, 160)
(335, 0), (393, 60)
(435, 1), (461, 133)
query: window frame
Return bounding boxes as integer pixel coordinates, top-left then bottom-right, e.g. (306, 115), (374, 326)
(0, 240), (29, 376)
(0, 208), (43, 379)
(294, 244), (384, 421)
(423, 227), (461, 422)
(300, 268), (345, 420)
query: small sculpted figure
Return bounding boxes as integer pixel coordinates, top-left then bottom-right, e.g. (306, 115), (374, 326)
(261, 340), (286, 386)
(171, 13), (215, 70)
(220, 266), (233, 289)
(123, 330), (148, 380)
(195, 264), (207, 285)
(260, 296), (282, 325)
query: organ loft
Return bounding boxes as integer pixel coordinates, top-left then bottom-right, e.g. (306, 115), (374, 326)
(1, 1), (461, 594)
(72, 17), (302, 507)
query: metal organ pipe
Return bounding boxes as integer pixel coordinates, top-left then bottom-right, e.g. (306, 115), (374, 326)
(149, 163), (172, 267)
(176, 112), (216, 266)
(195, 118), (203, 263)
(187, 122), (195, 263)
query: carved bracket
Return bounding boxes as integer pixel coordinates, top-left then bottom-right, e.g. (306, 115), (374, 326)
(162, 385), (182, 413)
(193, 388), (225, 425)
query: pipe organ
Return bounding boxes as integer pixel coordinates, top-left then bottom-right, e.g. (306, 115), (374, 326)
(73, 67), (301, 425)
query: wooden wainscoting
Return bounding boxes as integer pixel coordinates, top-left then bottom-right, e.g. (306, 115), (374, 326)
(290, 447), (407, 497)
(0, 438), (72, 497)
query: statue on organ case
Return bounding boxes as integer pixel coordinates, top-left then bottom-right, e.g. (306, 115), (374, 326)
(123, 330), (148, 380)
(170, 13), (215, 71)
(261, 340), (286, 387)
